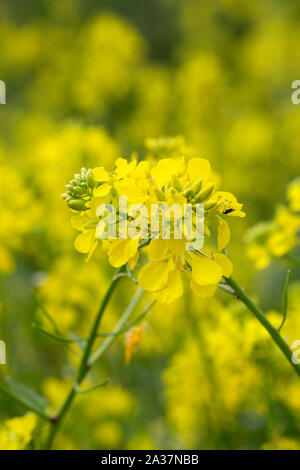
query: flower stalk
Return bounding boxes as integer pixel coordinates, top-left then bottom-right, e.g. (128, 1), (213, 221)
(223, 276), (300, 379)
(44, 273), (144, 450)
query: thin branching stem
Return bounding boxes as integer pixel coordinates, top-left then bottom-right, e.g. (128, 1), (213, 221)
(44, 273), (146, 450)
(223, 276), (300, 379)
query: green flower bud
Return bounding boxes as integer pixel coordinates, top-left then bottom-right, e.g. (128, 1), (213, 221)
(171, 175), (182, 192)
(73, 186), (86, 196)
(183, 181), (191, 192)
(81, 167), (87, 178)
(191, 178), (203, 196)
(87, 169), (95, 188)
(154, 188), (167, 201)
(183, 187), (194, 198)
(194, 183), (215, 202)
(203, 200), (217, 211)
(68, 199), (87, 211)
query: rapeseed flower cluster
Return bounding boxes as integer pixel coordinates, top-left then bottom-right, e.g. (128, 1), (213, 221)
(2, 0), (300, 451)
(245, 178), (300, 269)
(64, 148), (244, 303)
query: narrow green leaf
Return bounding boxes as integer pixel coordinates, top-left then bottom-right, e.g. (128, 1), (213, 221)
(74, 379), (109, 394)
(4, 377), (50, 418)
(33, 323), (73, 343)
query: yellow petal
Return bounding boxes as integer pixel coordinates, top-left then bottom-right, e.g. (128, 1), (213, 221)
(85, 240), (98, 262)
(154, 270), (183, 304)
(115, 158), (136, 179)
(190, 280), (218, 297)
(71, 214), (89, 231)
(134, 161), (150, 179)
(114, 178), (148, 203)
(187, 158), (211, 182)
(74, 230), (95, 253)
(93, 167), (110, 182)
(168, 239), (186, 256)
(109, 239), (139, 268)
(94, 183), (111, 197)
(96, 221), (106, 239)
(128, 250), (139, 271)
(214, 253), (233, 278)
(148, 239), (169, 260)
(138, 260), (169, 292)
(192, 256), (222, 286)
(151, 159), (178, 186)
(217, 218), (230, 251)
(101, 239), (111, 251)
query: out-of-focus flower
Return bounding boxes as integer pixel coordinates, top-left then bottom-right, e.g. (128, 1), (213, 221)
(0, 413), (37, 450)
(245, 178), (300, 269)
(287, 178), (300, 212)
(93, 420), (123, 448)
(125, 324), (145, 364)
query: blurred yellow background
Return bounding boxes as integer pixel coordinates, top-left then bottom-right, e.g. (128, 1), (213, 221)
(0, 0), (300, 450)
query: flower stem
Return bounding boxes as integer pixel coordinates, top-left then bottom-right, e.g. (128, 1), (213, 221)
(44, 272), (144, 450)
(224, 276), (300, 379)
(88, 288), (147, 367)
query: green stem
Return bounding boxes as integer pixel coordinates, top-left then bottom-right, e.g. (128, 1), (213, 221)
(89, 288), (148, 367)
(224, 276), (300, 379)
(44, 272), (144, 450)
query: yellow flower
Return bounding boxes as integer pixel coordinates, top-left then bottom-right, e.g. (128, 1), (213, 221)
(211, 191), (246, 218)
(108, 239), (139, 268)
(287, 177), (300, 212)
(64, 138), (244, 303)
(125, 324), (145, 364)
(0, 413), (37, 450)
(245, 181), (300, 269)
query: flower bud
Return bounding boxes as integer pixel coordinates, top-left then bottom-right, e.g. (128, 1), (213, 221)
(73, 186), (86, 196)
(203, 200), (217, 211)
(171, 175), (182, 192)
(194, 183), (215, 202)
(154, 188), (167, 201)
(68, 199), (87, 211)
(86, 169), (95, 188)
(183, 187), (194, 198)
(81, 167), (87, 178)
(191, 178), (203, 195)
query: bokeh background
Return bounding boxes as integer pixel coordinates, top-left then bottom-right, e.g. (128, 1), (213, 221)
(1, 0), (300, 450)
